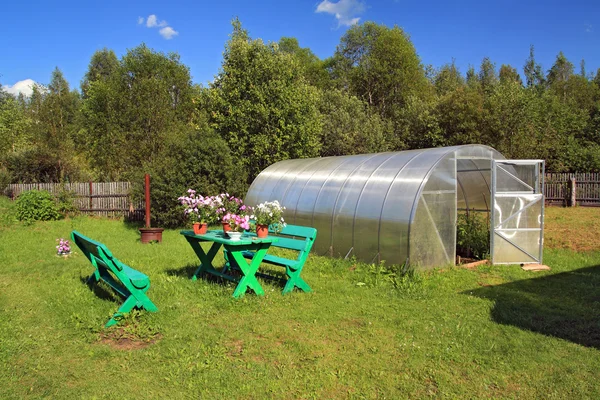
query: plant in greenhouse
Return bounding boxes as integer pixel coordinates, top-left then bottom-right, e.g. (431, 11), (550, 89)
(456, 211), (490, 260)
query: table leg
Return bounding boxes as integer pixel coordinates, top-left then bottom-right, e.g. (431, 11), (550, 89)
(187, 239), (222, 281)
(228, 245), (269, 298)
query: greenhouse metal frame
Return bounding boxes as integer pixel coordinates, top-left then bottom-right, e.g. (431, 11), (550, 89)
(245, 145), (544, 270)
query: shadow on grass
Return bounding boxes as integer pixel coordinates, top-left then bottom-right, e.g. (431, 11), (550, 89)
(122, 220), (144, 231)
(164, 263), (288, 289)
(164, 264), (198, 279)
(79, 276), (121, 303)
(467, 265), (600, 349)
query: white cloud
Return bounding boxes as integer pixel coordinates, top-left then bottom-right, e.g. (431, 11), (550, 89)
(3, 79), (38, 97)
(585, 23), (593, 33)
(140, 14), (177, 39)
(316, 0), (365, 27)
(146, 14), (167, 28)
(159, 26), (179, 40)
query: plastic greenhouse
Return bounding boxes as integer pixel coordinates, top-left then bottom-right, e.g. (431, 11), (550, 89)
(245, 145), (545, 270)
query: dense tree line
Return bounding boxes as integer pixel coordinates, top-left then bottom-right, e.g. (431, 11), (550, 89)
(2, 20), (600, 207)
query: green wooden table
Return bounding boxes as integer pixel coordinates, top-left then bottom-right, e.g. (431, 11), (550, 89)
(180, 230), (278, 298)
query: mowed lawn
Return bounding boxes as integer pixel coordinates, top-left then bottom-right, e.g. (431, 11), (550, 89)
(1, 199), (599, 399)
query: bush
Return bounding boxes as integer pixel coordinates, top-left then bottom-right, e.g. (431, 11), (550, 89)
(130, 128), (248, 228)
(55, 186), (79, 217)
(456, 211), (490, 260)
(15, 190), (61, 223)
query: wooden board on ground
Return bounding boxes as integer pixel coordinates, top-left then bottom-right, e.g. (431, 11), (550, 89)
(521, 264), (551, 271)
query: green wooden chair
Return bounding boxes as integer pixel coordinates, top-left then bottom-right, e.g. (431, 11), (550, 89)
(71, 231), (158, 327)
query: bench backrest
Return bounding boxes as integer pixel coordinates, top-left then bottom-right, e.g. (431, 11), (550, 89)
(269, 224), (317, 259)
(71, 230), (123, 272)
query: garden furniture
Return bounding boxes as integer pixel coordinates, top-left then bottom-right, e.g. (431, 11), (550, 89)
(71, 230), (158, 327)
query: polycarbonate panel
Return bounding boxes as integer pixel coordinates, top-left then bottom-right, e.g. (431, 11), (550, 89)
(312, 154), (377, 255)
(380, 148), (451, 265)
(245, 159), (303, 206)
(353, 151), (423, 262)
(410, 153), (457, 269)
(493, 230), (541, 263)
(456, 158), (493, 211)
(291, 157), (348, 228)
(331, 153), (398, 259)
(495, 166), (534, 193)
(494, 196), (542, 230)
(279, 158), (325, 222)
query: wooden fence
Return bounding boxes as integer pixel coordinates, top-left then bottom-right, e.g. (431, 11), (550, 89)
(5, 182), (145, 220)
(545, 172), (600, 206)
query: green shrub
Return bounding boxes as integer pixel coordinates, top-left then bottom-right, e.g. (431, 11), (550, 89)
(456, 211), (490, 260)
(130, 128), (248, 228)
(15, 190), (61, 223)
(55, 186), (79, 217)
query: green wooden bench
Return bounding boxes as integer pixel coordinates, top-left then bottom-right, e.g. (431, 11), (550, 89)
(71, 231), (158, 327)
(226, 224), (317, 294)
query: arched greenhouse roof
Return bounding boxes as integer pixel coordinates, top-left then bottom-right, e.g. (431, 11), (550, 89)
(245, 145), (505, 269)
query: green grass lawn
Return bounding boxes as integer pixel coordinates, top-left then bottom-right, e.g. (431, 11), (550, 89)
(1, 200), (599, 399)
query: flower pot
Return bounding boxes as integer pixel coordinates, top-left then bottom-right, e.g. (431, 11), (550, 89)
(256, 224), (269, 238)
(222, 222), (231, 232)
(227, 231), (243, 241)
(139, 227), (165, 243)
(193, 222), (208, 235)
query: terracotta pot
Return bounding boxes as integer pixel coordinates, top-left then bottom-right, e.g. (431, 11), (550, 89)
(256, 224), (269, 238)
(222, 222), (231, 232)
(139, 227), (165, 243)
(193, 222), (208, 235)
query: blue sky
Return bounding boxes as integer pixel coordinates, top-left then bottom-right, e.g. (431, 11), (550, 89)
(1, 0), (599, 95)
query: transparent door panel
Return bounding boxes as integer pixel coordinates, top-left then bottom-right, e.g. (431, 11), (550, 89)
(491, 160), (544, 265)
(494, 196), (542, 230)
(493, 230), (541, 264)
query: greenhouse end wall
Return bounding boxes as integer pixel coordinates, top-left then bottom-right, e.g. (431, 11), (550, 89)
(245, 145), (506, 270)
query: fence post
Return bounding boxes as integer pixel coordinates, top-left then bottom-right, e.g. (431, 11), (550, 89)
(569, 177), (576, 207)
(89, 181), (93, 213)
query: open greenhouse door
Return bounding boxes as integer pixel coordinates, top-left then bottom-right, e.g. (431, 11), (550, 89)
(490, 160), (545, 265)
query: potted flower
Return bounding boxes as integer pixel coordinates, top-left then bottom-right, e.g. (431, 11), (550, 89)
(214, 193), (247, 232)
(222, 213), (250, 240)
(178, 189), (218, 235)
(56, 238), (71, 256)
(250, 200), (286, 238)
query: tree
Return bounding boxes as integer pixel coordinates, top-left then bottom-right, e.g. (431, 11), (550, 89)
(0, 96), (31, 157)
(18, 68), (84, 182)
(524, 45), (545, 91)
(499, 64), (522, 85)
(478, 57), (498, 93)
(466, 65), (479, 89)
(395, 95), (444, 150)
(433, 61), (465, 95)
(332, 22), (431, 119)
(482, 80), (537, 159)
(80, 44), (195, 179)
(203, 20), (322, 182)
(435, 86), (485, 146)
(278, 37), (331, 89)
(318, 89), (389, 156)
(547, 51), (574, 100)
(81, 48), (119, 98)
